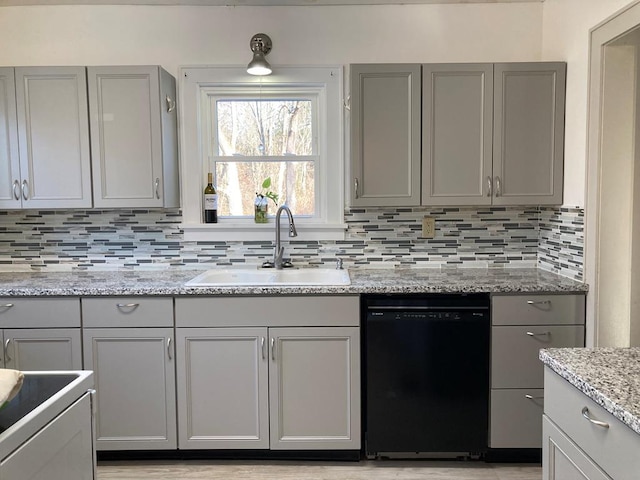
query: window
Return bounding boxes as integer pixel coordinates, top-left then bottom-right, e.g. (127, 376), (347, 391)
(180, 67), (345, 241)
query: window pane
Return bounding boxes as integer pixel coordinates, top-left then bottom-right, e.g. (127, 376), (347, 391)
(216, 100), (313, 156)
(215, 161), (315, 217)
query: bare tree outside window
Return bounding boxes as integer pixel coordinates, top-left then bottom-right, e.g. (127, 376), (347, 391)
(212, 99), (316, 217)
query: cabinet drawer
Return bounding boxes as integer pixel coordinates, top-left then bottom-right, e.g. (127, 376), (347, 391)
(492, 325), (584, 388)
(82, 297), (173, 327)
(175, 296), (359, 328)
(492, 294), (585, 326)
(544, 368), (640, 479)
(0, 298), (81, 328)
(490, 388), (544, 448)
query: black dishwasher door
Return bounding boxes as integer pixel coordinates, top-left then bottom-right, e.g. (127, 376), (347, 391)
(364, 293), (490, 456)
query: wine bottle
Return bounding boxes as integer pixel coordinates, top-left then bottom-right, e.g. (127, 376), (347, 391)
(203, 173), (218, 223)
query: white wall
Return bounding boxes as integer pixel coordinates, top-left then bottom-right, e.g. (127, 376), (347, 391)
(542, 0), (634, 207)
(0, 4), (542, 74)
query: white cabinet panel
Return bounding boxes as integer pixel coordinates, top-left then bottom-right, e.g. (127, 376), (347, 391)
(15, 67), (92, 208)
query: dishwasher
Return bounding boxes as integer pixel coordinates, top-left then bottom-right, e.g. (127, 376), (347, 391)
(363, 293), (490, 458)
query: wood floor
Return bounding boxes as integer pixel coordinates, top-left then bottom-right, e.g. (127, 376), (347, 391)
(97, 459), (542, 480)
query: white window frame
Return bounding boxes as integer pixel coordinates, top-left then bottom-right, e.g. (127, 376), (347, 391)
(179, 66), (346, 241)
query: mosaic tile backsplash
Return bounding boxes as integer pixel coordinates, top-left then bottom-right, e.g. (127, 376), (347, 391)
(0, 206), (584, 280)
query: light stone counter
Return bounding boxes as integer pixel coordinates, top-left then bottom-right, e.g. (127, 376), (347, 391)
(540, 347), (640, 436)
(0, 267), (586, 296)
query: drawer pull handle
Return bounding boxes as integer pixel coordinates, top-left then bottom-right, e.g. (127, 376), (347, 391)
(116, 303), (139, 310)
(0, 303), (13, 309)
(582, 407), (609, 428)
(261, 337), (266, 360)
(167, 337), (172, 360)
(526, 331), (550, 337)
(525, 394), (544, 401)
(4, 338), (11, 363)
(527, 300), (551, 306)
(271, 338), (276, 360)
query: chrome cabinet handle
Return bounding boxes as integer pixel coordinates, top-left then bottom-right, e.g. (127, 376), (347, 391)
(527, 300), (551, 306)
(526, 331), (551, 337)
(354, 178), (359, 199)
(155, 178), (160, 199)
(261, 337), (266, 360)
(495, 176), (502, 197)
(343, 94), (351, 111)
(12, 180), (20, 200)
(4, 338), (11, 363)
(582, 407), (609, 428)
(166, 95), (176, 113)
(525, 394), (544, 401)
(21, 180), (28, 200)
(486, 176), (492, 197)
(167, 337), (172, 360)
(271, 338), (276, 360)
(0, 303), (13, 309)
(116, 303), (139, 311)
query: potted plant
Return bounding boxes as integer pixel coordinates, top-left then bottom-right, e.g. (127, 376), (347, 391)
(254, 177), (279, 223)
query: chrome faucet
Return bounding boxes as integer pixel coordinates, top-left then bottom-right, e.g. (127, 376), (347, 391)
(272, 205), (297, 269)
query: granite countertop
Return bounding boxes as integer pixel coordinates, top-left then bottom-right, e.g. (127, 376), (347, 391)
(540, 347), (640, 436)
(0, 267), (587, 296)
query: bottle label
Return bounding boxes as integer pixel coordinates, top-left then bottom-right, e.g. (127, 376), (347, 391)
(204, 194), (218, 210)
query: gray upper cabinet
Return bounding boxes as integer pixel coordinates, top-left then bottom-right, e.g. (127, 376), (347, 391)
(0, 68), (20, 209)
(14, 67), (92, 208)
(493, 63), (566, 205)
(350, 64), (421, 206)
(422, 64), (494, 205)
(88, 66), (179, 208)
(352, 62), (566, 207)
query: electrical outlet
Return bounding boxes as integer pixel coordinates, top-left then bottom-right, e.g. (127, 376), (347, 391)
(422, 216), (435, 239)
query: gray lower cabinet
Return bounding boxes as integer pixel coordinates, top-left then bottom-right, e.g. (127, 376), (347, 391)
(175, 296), (361, 451)
(83, 327), (176, 451)
(82, 296), (176, 451)
(0, 392), (94, 480)
(490, 294), (585, 449)
(176, 327), (270, 449)
(543, 368), (640, 480)
(87, 66), (179, 208)
(0, 298), (82, 371)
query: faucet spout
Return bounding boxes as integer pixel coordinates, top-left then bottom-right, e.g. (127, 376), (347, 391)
(274, 205), (297, 269)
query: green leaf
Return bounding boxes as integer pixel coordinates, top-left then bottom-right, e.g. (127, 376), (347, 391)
(262, 177), (272, 189)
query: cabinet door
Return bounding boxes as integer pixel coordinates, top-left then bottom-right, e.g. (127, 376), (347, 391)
(88, 66), (166, 208)
(83, 328), (177, 450)
(490, 388), (544, 448)
(176, 327), (269, 449)
(350, 64), (421, 206)
(493, 63), (566, 205)
(422, 64), (493, 205)
(0, 393), (94, 480)
(269, 326), (360, 450)
(15, 67), (92, 208)
(4, 328), (82, 371)
(0, 67), (21, 209)
(543, 416), (611, 480)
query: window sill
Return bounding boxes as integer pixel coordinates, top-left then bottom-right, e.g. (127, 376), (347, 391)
(181, 222), (347, 242)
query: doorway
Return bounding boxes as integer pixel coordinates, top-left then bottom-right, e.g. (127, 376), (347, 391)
(587, 1), (640, 347)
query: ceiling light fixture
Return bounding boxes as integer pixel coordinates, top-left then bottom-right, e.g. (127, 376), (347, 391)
(247, 33), (273, 76)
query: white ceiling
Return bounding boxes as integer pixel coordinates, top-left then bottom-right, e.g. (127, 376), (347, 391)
(0, 0), (543, 6)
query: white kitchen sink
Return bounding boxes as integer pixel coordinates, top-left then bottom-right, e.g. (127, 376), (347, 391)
(185, 268), (351, 287)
